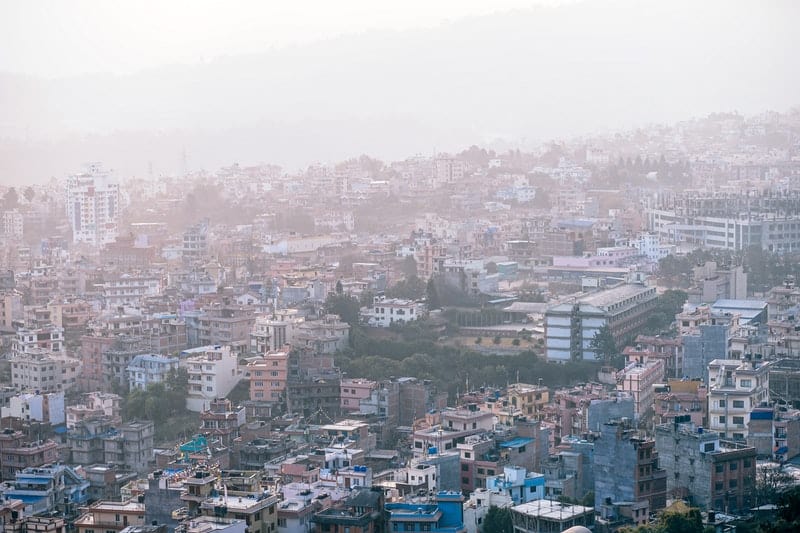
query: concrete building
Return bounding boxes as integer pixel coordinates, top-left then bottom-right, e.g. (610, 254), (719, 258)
(126, 354), (180, 391)
(247, 349), (289, 403)
(485, 466), (545, 505)
(616, 359), (665, 421)
(340, 378), (377, 413)
(688, 262), (747, 305)
(654, 419), (757, 512)
(65, 392), (122, 429)
(593, 419), (666, 522)
(194, 306), (255, 354)
(510, 499), (594, 533)
(10, 349), (81, 393)
(100, 275), (161, 308)
(1, 464), (89, 517)
(181, 345), (242, 412)
(12, 325), (65, 356)
(249, 309), (303, 354)
(65, 162), (120, 247)
(385, 491), (465, 533)
(0, 431), (60, 481)
(366, 297), (423, 328)
(545, 281), (658, 362)
(646, 191), (800, 252)
(707, 359), (771, 441)
(74, 500), (146, 533)
(1, 391), (65, 425)
(102, 420), (155, 472)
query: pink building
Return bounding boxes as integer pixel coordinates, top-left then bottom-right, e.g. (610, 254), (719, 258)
(340, 378), (377, 412)
(248, 349), (289, 402)
(616, 359), (665, 421)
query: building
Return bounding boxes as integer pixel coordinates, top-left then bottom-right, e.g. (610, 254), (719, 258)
(366, 297), (423, 328)
(66, 392), (122, 429)
(10, 349), (81, 393)
(646, 191), (800, 252)
(181, 345), (242, 412)
(194, 306), (255, 354)
(340, 378), (377, 413)
(101, 275), (161, 308)
(592, 419), (666, 522)
(1, 391), (65, 425)
(385, 491), (465, 533)
(0, 431), (60, 481)
(102, 420), (155, 472)
(545, 281), (658, 362)
(198, 490), (279, 533)
(688, 262), (747, 305)
(707, 359), (771, 441)
(655, 418), (757, 512)
(616, 359), (665, 421)
(510, 499), (594, 533)
(65, 163), (120, 247)
(127, 354), (180, 391)
(310, 486), (384, 533)
(485, 466), (545, 505)
(249, 310), (303, 354)
(1, 464), (89, 517)
(74, 500), (146, 533)
(12, 325), (65, 356)
(247, 349), (289, 404)
(199, 398), (245, 448)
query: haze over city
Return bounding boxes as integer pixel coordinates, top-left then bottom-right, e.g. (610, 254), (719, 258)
(2, 2), (800, 532)
(2, 0), (799, 183)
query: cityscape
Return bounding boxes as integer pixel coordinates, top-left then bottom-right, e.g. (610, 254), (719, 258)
(2, 2), (800, 533)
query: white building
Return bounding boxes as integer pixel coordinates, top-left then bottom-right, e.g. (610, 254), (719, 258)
(100, 275), (161, 308)
(65, 162), (120, 247)
(463, 488), (514, 533)
(180, 345), (242, 412)
(1, 210), (23, 239)
(13, 325), (65, 356)
(629, 232), (675, 262)
(366, 297), (423, 327)
(1, 391), (65, 425)
(127, 354), (180, 391)
(434, 157), (465, 186)
(250, 309), (304, 354)
(707, 359), (771, 441)
(10, 349), (81, 392)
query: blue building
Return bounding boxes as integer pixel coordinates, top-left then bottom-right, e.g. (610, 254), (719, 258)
(1, 464), (89, 517)
(485, 466), (545, 505)
(126, 353), (180, 391)
(385, 491), (466, 533)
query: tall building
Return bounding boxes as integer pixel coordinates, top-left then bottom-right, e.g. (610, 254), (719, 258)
(65, 163), (120, 247)
(655, 418), (756, 512)
(707, 359), (771, 441)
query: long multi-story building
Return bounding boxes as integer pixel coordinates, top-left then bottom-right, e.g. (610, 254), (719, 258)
(647, 191), (800, 252)
(545, 280), (658, 362)
(65, 163), (120, 247)
(10, 349), (81, 392)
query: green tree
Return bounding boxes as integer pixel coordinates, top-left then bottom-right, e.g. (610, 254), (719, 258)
(23, 187), (35, 203)
(324, 293), (361, 327)
(3, 187), (18, 209)
(385, 275), (426, 300)
(426, 277), (441, 310)
(590, 324), (618, 366)
(482, 506), (513, 533)
(400, 255), (418, 278)
(336, 280), (344, 295)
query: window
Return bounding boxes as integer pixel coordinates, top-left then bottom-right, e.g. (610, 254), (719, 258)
(744, 459), (752, 468)
(715, 481), (723, 491)
(732, 416), (744, 425)
(729, 479), (738, 488)
(729, 462), (738, 471)
(277, 518), (287, 527)
(740, 379), (752, 388)
(461, 464), (469, 471)
(704, 443), (715, 452)
(718, 399), (726, 408)
(718, 416), (726, 424)
(462, 477), (469, 485)
(733, 400), (745, 409)
(716, 464), (724, 473)
(464, 452), (471, 459)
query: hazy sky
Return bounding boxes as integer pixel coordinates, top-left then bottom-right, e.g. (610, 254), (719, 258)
(1, 0), (798, 184)
(1, 0), (564, 77)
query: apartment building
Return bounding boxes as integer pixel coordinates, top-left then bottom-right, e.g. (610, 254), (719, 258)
(616, 359), (665, 421)
(65, 162), (120, 247)
(707, 359), (771, 441)
(248, 349), (289, 403)
(655, 418), (757, 512)
(126, 354), (180, 391)
(10, 349), (81, 392)
(181, 345), (242, 412)
(545, 281), (658, 362)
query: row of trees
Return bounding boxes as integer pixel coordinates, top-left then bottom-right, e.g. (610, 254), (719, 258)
(658, 246), (800, 294)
